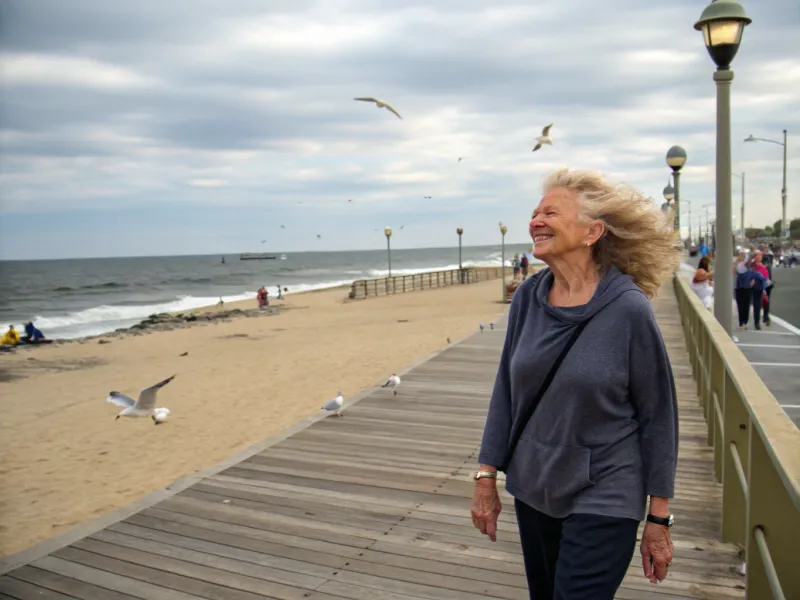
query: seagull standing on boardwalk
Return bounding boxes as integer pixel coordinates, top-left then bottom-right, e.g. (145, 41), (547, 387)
(532, 123), (553, 152)
(321, 392), (344, 417)
(107, 375), (176, 425)
(354, 97), (403, 120)
(382, 374), (401, 396)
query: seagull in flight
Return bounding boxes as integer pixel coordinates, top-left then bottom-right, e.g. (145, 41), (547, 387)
(321, 392), (344, 417)
(316, 234), (322, 239)
(107, 375), (176, 425)
(423, 196), (432, 199)
(381, 374), (401, 396)
(354, 97), (403, 120)
(533, 123), (553, 152)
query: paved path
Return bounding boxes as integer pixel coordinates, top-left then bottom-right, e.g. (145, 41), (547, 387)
(0, 289), (745, 599)
(681, 261), (800, 426)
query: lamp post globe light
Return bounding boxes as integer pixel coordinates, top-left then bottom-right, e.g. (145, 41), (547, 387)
(663, 182), (676, 232)
(666, 147), (686, 238)
(384, 226), (392, 278)
(499, 222), (508, 302)
(694, 0), (751, 337)
(745, 129), (788, 241)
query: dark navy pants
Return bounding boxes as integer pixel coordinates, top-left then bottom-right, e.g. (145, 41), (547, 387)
(514, 499), (639, 600)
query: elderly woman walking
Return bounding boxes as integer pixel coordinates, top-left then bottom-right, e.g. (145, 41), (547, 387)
(471, 168), (682, 600)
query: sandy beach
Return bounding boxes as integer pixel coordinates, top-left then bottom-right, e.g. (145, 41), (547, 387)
(0, 277), (512, 557)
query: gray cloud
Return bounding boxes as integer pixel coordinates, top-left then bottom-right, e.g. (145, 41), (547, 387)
(1, 0), (798, 258)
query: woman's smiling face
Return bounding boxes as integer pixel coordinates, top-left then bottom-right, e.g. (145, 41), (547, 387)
(530, 187), (591, 260)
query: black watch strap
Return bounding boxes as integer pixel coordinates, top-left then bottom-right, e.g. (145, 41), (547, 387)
(646, 513), (673, 527)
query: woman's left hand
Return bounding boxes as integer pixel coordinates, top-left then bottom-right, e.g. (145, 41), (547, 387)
(640, 522), (673, 584)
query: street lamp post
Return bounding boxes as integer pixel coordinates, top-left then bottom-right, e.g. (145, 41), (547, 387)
(457, 228), (464, 283)
(663, 181), (676, 233)
(695, 0), (752, 338)
(666, 147), (687, 241)
(384, 227), (392, 278)
(499, 223), (508, 302)
(732, 172), (745, 242)
(745, 129), (788, 240)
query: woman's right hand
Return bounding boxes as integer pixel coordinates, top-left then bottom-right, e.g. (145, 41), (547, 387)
(471, 480), (502, 542)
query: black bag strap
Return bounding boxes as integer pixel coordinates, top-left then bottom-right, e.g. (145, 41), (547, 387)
(500, 318), (593, 472)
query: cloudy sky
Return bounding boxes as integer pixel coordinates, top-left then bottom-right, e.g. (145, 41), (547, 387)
(1, 0), (797, 260)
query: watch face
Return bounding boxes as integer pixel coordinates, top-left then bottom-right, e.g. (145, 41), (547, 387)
(668, 515), (675, 527)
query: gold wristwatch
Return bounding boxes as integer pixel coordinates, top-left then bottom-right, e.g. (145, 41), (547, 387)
(472, 470), (497, 481)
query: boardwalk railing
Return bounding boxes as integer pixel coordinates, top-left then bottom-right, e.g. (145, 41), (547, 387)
(349, 267), (504, 300)
(674, 275), (800, 600)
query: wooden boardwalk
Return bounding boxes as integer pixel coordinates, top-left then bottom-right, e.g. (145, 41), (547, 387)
(0, 289), (746, 599)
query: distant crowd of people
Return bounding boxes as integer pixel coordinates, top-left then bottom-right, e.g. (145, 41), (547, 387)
(689, 242), (779, 331)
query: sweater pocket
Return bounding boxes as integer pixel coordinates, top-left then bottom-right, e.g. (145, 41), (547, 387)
(507, 437), (594, 516)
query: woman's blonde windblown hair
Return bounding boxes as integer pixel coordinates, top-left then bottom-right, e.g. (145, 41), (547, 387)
(542, 167), (682, 298)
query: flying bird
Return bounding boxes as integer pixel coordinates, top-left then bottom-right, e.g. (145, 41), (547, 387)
(457, 157), (467, 162)
(321, 392), (344, 417)
(423, 196), (432, 199)
(280, 225), (285, 229)
(532, 123), (553, 152)
(107, 374), (176, 425)
(354, 97), (403, 120)
(381, 374), (401, 396)
(316, 234), (322, 239)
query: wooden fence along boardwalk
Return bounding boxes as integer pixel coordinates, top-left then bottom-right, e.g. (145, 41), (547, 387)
(0, 289), (746, 600)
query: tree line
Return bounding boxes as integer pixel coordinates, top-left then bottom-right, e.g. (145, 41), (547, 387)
(744, 218), (800, 240)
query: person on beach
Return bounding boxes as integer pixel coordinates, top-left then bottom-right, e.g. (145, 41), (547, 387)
(21, 322), (48, 344)
(512, 254), (521, 280)
(256, 286), (269, 309)
(520, 253), (529, 279)
(471, 167), (681, 599)
(689, 256), (713, 309)
(1, 325), (20, 346)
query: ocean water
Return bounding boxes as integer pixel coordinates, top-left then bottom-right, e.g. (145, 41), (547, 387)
(0, 245), (538, 340)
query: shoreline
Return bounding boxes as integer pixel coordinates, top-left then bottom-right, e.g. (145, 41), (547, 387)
(4, 266), (514, 347)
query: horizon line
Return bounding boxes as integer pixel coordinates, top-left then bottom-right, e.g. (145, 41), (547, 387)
(0, 241), (536, 263)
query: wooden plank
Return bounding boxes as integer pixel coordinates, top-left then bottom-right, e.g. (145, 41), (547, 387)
(27, 556), (206, 600)
(3, 566), (139, 600)
(0, 575), (83, 600)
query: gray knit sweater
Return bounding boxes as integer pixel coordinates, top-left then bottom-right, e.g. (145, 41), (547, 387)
(478, 266), (679, 521)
